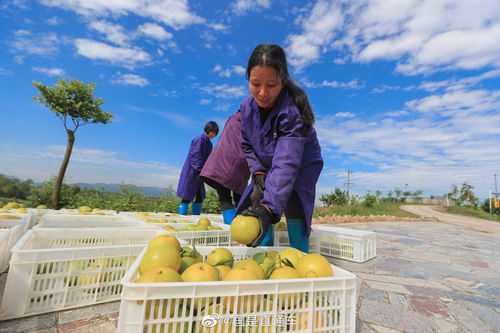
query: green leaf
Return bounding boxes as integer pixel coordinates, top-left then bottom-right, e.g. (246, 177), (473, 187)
(252, 252), (266, 264)
(263, 261), (275, 279)
(282, 258), (295, 268)
(215, 258), (233, 266)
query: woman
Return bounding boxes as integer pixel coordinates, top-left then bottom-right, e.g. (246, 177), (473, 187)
(200, 110), (250, 224)
(176, 121), (219, 215)
(237, 44), (323, 252)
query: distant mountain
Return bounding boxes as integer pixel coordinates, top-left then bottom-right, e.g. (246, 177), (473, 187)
(1, 174), (175, 197)
(73, 182), (174, 197)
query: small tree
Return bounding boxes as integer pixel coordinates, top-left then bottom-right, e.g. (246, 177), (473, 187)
(319, 188), (348, 207)
(363, 193), (377, 208)
(32, 79), (114, 209)
(413, 189), (424, 198)
(447, 183), (479, 207)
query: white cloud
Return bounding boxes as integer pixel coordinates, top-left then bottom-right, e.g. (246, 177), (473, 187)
(417, 69), (500, 93)
(316, 87), (500, 197)
(321, 79), (364, 89)
(334, 112), (356, 118)
(213, 64), (246, 78)
(112, 73), (149, 87)
(372, 84), (402, 93)
(127, 105), (192, 127)
(0, 144), (181, 187)
(14, 55), (24, 64)
(384, 110), (409, 117)
(10, 31), (60, 56)
(199, 99), (211, 105)
(287, 0), (500, 74)
(200, 84), (247, 99)
(137, 22), (173, 41)
(74, 38), (151, 68)
(232, 0), (270, 16)
(406, 89), (500, 116)
(300, 77), (364, 90)
(89, 20), (129, 46)
(151, 89), (180, 98)
(32, 67), (66, 77)
(285, 0), (343, 70)
(40, 0), (204, 30)
(207, 23), (228, 31)
(0, 68), (13, 75)
(46, 16), (60, 25)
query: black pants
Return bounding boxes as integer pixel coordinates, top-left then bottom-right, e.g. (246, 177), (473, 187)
(181, 191), (203, 204)
(203, 178), (241, 211)
(284, 191), (305, 220)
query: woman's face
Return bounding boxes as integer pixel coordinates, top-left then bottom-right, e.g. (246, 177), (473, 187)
(248, 65), (283, 109)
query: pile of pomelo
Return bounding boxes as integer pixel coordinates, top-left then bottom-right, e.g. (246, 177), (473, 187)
(162, 218), (224, 233)
(136, 234), (333, 283)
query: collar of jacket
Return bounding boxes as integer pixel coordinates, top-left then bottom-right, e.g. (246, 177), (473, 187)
(250, 90), (288, 138)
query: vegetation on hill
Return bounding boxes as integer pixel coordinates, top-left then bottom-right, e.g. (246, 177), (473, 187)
(1, 174), (497, 220)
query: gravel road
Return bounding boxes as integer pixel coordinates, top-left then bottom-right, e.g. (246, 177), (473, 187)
(400, 205), (500, 234)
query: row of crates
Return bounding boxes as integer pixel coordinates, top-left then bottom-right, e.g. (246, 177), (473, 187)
(34, 213), (377, 263)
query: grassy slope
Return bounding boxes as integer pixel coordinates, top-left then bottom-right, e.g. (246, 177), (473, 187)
(446, 206), (500, 222)
(314, 203), (420, 218)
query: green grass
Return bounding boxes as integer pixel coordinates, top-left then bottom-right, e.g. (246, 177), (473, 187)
(313, 203), (419, 218)
(446, 206), (500, 222)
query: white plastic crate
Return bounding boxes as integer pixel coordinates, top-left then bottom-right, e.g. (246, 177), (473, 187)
(274, 226), (376, 263)
(314, 226), (376, 263)
(0, 227), (164, 319)
(28, 208), (53, 226)
(152, 221), (228, 230)
(141, 216), (198, 224)
(273, 230), (320, 254)
(34, 218), (149, 229)
(118, 246), (357, 333)
(0, 230), (10, 272)
(0, 219), (27, 273)
(41, 213), (120, 222)
(0, 213), (31, 233)
(158, 224), (237, 246)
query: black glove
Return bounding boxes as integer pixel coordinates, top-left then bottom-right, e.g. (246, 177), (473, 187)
(253, 172), (267, 192)
(242, 204), (280, 247)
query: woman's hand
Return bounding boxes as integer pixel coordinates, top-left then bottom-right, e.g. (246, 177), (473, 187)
(241, 204), (280, 247)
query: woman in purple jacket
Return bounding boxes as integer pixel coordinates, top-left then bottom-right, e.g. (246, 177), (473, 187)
(176, 121), (219, 215)
(200, 111), (250, 224)
(237, 44), (323, 252)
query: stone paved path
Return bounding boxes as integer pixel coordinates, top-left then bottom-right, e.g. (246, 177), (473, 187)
(1, 221), (499, 332)
(329, 221), (500, 333)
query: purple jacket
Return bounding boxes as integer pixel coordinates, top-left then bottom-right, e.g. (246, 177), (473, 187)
(200, 111), (250, 195)
(237, 90), (323, 235)
(176, 133), (212, 201)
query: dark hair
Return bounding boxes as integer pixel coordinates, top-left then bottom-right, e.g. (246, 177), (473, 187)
(246, 44), (314, 128)
(204, 121), (219, 135)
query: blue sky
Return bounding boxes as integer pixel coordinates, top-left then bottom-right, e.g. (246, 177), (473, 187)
(1, 0), (499, 200)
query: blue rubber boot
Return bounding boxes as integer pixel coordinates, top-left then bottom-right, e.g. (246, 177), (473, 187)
(259, 225), (274, 246)
(191, 202), (202, 215)
(177, 202), (189, 215)
(222, 208), (236, 225)
(286, 219), (309, 253)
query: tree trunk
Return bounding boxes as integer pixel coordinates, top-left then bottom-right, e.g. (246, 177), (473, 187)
(51, 130), (75, 209)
